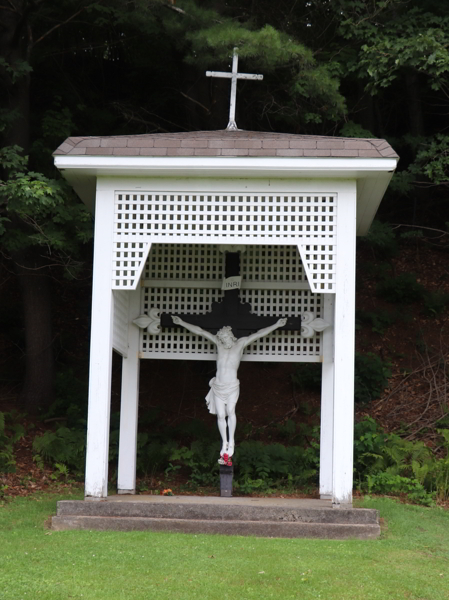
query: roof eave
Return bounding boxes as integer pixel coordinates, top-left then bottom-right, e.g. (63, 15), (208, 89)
(54, 154), (397, 176)
(55, 155), (397, 233)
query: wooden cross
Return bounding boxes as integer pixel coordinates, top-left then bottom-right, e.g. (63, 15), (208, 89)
(206, 48), (263, 131)
(160, 252), (303, 338)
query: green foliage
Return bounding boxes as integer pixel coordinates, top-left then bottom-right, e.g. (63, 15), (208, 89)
(366, 472), (434, 506)
(407, 134), (449, 184)
(236, 440), (319, 490)
(136, 438), (180, 478)
(339, 6), (449, 93)
(422, 291), (449, 316)
(42, 368), (88, 428)
(354, 352), (392, 403)
(0, 412), (25, 473)
(339, 121), (375, 138)
(291, 363), (321, 391)
(356, 308), (396, 335)
(0, 146), (92, 258)
(362, 220), (398, 258)
(32, 427), (86, 474)
(353, 417), (449, 504)
(0, 57), (32, 84)
(164, 436), (320, 493)
(376, 272), (426, 304)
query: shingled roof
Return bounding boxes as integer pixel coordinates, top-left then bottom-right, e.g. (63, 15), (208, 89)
(54, 130), (398, 159)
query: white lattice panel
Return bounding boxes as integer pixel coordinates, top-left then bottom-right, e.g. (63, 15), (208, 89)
(139, 244), (323, 362)
(144, 244), (224, 281)
(114, 192), (337, 292)
(112, 290), (129, 356)
(241, 246), (307, 283)
(115, 192), (335, 238)
(113, 241), (151, 289)
(298, 243), (336, 292)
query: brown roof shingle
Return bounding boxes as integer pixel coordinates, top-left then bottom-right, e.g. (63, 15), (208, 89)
(54, 130), (398, 159)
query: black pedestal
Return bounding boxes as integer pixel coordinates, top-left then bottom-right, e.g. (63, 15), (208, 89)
(219, 465), (233, 497)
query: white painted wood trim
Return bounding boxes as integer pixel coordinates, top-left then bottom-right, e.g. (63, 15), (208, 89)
(332, 182), (357, 506)
(138, 351), (323, 363)
(117, 288), (141, 494)
(84, 187), (115, 498)
(108, 178), (343, 194)
(320, 294), (335, 498)
(112, 290), (129, 357)
(129, 243), (151, 290)
(140, 279), (311, 291)
(55, 155), (397, 177)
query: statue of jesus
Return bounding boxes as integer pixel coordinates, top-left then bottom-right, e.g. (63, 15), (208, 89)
(172, 316), (287, 458)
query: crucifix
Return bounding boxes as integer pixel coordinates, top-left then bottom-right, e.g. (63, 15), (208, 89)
(133, 248), (329, 461)
(163, 249), (304, 460)
(206, 48), (263, 131)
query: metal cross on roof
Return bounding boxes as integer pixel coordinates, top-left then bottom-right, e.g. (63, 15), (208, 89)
(206, 48), (263, 131)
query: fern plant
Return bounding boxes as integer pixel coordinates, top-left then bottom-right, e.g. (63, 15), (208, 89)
(32, 427), (86, 473)
(0, 412), (25, 473)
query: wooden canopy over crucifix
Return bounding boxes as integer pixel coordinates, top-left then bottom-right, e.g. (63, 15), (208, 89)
(160, 250), (303, 337)
(54, 126), (398, 506)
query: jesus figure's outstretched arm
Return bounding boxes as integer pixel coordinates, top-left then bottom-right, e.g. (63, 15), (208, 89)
(172, 316), (217, 345)
(241, 318), (287, 348)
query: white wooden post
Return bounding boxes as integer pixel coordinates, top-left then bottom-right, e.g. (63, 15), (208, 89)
(319, 294), (335, 499)
(117, 288), (141, 494)
(332, 183), (357, 507)
(85, 185), (114, 498)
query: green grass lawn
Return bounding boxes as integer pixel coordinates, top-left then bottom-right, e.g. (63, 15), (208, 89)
(1, 493), (448, 600)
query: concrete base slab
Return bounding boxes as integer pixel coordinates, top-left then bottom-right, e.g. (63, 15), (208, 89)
(52, 495), (380, 540)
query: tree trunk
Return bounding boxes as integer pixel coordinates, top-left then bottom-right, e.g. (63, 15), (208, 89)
(1, 3), (56, 412)
(405, 70), (424, 137)
(15, 251), (55, 412)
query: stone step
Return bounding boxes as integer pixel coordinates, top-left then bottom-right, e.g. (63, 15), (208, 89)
(52, 497), (380, 539)
(56, 499), (378, 525)
(51, 515), (380, 539)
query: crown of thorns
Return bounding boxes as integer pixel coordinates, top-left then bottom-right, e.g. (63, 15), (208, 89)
(216, 326), (237, 342)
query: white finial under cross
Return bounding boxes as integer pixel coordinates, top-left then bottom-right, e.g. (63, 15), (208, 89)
(206, 48), (263, 131)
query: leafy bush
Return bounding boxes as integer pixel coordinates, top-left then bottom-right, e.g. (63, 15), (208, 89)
(354, 352), (392, 403)
(291, 363), (321, 391)
(376, 273), (426, 304)
(32, 427), (86, 474)
(356, 308), (396, 335)
(422, 291), (449, 317)
(353, 417), (449, 505)
(165, 437), (320, 493)
(0, 412), (25, 473)
(137, 438), (180, 478)
(365, 472), (434, 506)
(42, 368), (88, 428)
(362, 220), (398, 258)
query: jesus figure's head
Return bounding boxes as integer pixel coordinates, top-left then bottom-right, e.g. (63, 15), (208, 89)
(216, 326), (237, 349)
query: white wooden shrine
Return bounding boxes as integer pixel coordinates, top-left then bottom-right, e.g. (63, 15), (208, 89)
(54, 130), (398, 506)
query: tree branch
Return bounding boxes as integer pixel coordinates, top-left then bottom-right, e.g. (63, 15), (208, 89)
(391, 223), (449, 236)
(163, 1), (187, 16)
(33, 2), (103, 46)
(179, 91), (211, 113)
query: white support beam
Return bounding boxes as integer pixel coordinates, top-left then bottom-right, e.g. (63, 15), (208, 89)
(332, 183), (357, 507)
(320, 294), (335, 499)
(117, 288), (141, 494)
(85, 188), (115, 498)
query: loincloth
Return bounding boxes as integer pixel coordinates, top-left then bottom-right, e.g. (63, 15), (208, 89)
(205, 378), (240, 415)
